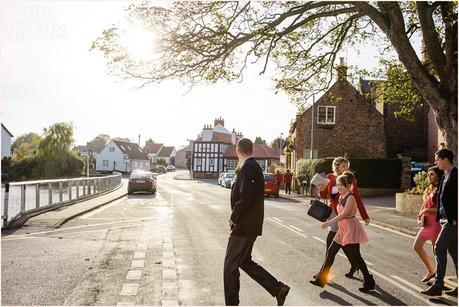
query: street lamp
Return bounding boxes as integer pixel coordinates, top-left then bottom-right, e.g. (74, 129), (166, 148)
(279, 132), (283, 166)
(87, 149), (93, 178)
(310, 94), (315, 159)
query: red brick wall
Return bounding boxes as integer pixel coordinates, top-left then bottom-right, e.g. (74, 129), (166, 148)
(294, 80), (386, 162)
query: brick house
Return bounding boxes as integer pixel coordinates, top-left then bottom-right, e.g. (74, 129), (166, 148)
(224, 144), (280, 172)
(359, 78), (430, 162)
(288, 61), (387, 172)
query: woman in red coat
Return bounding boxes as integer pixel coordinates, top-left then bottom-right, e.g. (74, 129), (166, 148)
(317, 157), (370, 278)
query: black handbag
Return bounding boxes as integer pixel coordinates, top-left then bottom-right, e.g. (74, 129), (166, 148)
(307, 198), (332, 222)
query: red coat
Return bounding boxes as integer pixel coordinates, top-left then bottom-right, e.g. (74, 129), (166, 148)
(275, 173), (283, 184)
(320, 173), (369, 220)
(284, 172), (293, 184)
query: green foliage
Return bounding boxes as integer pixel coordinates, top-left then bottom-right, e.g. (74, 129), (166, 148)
(409, 171), (429, 195)
(33, 122), (85, 179)
(156, 157), (167, 166)
(296, 158), (403, 188)
(296, 158), (333, 183)
(254, 136), (267, 145)
(1, 157), (36, 183)
(87, 134), (110, 153)
(270, 137), (286, 149)
(12, 132), (41, 160)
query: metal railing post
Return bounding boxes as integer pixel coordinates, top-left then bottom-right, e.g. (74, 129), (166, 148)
(76, 180), (80, 199)
(20, 185), (26, 213)
(3, 183), (10, 227)
(59, 182), (63, 203)
(35, 184), (40, 209)
(48, 183), (52, 205)
(68, 181), (72, 200)
(83, 180), (86, 195)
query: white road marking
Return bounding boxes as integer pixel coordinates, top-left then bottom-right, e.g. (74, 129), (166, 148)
(2, 217), (162, 240)
(266, 217), (308, 238)
(133, 252), (146, 259)
(391, 275), (423, 291)
(289, 225), (304, 232)
(80, 198), (125, 218)
(131, 260), (145, 268)
(312, 236), (326, 244)
(273, 217), (283, 222)
(369, 270), (434, 305)
(362, 220), (416, 239)
(126, 270), (142, 280)
(119, 283), (139, 296)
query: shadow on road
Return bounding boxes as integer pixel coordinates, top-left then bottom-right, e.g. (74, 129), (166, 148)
(327, 282), (378, 305)
(429, 297), (458, 306)
(127, 193), (157, 199)
(319, 289), (353, 305)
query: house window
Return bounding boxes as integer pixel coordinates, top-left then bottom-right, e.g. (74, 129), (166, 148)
(210, 159), (214, 166)
(317, 106), (336, 124)
(109, 147), (115, 152)
(227, 160), (237, 169)
(103, 160), (109, 167)
(197, 158), (202, 166)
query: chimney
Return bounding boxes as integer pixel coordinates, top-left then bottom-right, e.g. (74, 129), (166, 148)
(214, 117), (225, 127)
(203, 124), (212, 130)
(138, 134), (141, 145)
(337, 57), (347, 81)
(231, 128), (236, 145)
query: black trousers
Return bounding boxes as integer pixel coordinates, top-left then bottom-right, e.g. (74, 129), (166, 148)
(224, 235), (282, 305)
(285, 183), (292, 194)
(434, 220), (458, 289)
(318, 240), (370, 282)
(326, 231), (358, 270)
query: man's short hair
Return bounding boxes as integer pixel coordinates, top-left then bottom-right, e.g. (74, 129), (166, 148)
(435, 148), (455, 163)
(237, 138), (253, 155)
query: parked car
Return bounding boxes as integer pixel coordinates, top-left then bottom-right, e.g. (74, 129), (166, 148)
(166, 165), (176, 172)
(128, 171), (156, 195)
(155, 166), (167, 174)
(220, 173), (235, 188)
(218, 172), (227, 186)
(264, 173), (279, 197)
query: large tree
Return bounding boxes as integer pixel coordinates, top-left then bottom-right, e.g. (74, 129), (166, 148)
(254, 136), (267, 145)
(12, 132), (41, 160)
(92, 1), (458, 153)
(87, 134), (110, 153)
(33, 122), (85, 178)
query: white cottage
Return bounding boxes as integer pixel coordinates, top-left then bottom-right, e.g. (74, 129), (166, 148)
(96, 139), (149, 173)
(1, 124), (13, 158)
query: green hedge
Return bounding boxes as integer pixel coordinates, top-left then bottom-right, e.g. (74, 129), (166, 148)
(296, 158), (402, 188)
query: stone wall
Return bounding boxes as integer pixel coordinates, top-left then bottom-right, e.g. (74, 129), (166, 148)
(396, 193), (423, 215)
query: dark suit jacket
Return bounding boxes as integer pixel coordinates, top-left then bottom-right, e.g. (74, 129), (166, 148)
(230, 157), (264, 236)
(436, 166), (458, 223)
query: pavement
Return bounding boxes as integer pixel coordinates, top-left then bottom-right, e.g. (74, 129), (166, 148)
(5, 179), (129, 231)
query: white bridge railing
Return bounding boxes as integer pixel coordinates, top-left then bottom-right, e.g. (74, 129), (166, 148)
(1, 173), (122, 228)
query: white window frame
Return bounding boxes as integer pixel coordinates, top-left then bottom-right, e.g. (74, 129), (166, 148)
(317, 106), (336, 125)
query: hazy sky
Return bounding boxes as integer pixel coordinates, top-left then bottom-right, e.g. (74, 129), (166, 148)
(1, 1), (393, 149)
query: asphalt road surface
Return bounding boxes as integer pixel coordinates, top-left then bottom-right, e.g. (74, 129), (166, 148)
(2, 171), (457, 306)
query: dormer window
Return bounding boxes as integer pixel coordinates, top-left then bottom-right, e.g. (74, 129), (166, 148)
(317, 106), (336, 124)
(109, 147), (115, 152)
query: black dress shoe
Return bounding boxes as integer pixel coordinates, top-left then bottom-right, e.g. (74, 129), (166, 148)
(445, 287), (458, 297)
(359, 274), (375, 292)
(276, 284), (290, 306)
(420, 285), (442, 296)
(344, 266), (359, 279)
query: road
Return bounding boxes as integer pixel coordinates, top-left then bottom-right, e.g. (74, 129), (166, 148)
(2, 171), (457, 306)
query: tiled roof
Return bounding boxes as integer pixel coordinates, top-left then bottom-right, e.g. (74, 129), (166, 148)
(224, 144), (280, 159)
(211, 132), (233, 143)
(112, 140), (148, 160)
(144, 143), (163, 154)
(158, 146), (175, 157)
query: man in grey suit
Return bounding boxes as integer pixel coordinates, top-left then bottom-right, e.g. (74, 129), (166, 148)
(223, 138), (290, 305)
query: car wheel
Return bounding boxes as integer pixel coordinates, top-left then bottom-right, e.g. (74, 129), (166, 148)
(152, 189), (156, 194)
(128, 190), (133, 195)
(274, 193), (279, 198)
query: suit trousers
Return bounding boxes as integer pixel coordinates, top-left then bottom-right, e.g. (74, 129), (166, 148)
(223, 235), (282, 305)
(434, 220), (458, 289)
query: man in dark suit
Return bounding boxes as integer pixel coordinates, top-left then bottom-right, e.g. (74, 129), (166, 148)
(422, 148), (458, 297)
(223, 138), (290, 306)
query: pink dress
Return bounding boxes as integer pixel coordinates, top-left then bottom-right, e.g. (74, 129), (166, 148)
(418, 193), (441, 241)
(334, 193), (369, 246)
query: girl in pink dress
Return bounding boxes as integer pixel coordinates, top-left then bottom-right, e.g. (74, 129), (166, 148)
(310, 172), (375, 292)
(414, 166), (443, 283)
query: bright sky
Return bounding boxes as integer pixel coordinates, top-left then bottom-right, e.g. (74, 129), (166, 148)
(1, 1), (391, 149)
